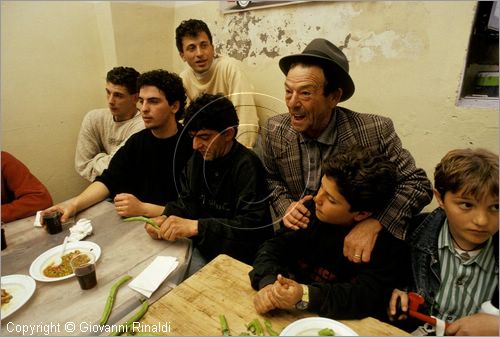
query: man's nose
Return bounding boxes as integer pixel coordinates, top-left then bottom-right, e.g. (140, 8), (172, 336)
(108, 95), (115, 105)
(286, 92), (301, 109)
(192, 137), (202, 150)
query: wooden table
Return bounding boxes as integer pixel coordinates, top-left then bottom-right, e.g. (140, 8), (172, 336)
(139, 254), (409, 336)
(1, 200), (191, 336)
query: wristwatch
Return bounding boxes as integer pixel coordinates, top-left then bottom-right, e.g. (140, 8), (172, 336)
(295, 284), (309, 310)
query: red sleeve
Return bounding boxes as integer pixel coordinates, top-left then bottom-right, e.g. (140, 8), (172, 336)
(1, 151), (53, 223)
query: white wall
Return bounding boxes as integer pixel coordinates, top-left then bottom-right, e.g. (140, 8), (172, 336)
(1, 1), (106, 202)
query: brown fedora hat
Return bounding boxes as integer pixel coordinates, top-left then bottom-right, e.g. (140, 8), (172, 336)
(279, 38), (355, 101)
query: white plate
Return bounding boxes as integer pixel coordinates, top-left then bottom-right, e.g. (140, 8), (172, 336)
(29, 241), (101, 282)
(1, 274), (36, 319)
(280, 317), (358, 336)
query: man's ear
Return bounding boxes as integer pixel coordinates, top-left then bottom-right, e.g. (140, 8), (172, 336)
(434, 189), (444, 208)
(222, 128), (236, 141)
(328, 88), (343, 109)
(353, 210), (372, 223)
(170, 101), (180, 115)
(179, 52), (186, 62)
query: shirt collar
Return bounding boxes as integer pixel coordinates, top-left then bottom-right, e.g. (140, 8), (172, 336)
(439, 219), (493, 269)
(300, 109), (337, 145)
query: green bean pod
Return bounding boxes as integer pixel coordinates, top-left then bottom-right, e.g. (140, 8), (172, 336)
(246, 318), (264, 336)
(264, 319), (279, 336)
(100, 275), (133, 326)
(219, 314), (230, 336)
(123, 216), (160, 230)
(109, 300), (149, 336)
(318, 327), (335, 336)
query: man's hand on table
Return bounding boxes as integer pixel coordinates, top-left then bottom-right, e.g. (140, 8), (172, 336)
(43, 201), (76, 223)
(343, 217), (382, 263)
(144, 215), (198, 241)
(253, 274), (303, 314)
(114, 193), (145, 217)
(254, 284), (278, 314)
(283, 195), (313, 230)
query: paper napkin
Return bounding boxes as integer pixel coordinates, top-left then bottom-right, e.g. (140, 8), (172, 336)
(68, 218), (93, 242)
(33, 211), (43, 227)
(128, 256), (179, 298)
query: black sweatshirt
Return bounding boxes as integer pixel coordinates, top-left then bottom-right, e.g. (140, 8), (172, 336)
(96, 125), (193, 206)
(163, 141), (274, 264)
(249, 218), (410, 320)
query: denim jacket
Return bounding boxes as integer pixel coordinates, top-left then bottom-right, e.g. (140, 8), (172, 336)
(409, 208), (499, 316)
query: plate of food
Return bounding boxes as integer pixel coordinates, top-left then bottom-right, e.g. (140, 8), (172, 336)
(29, 241), (101, 282)
(280, 317), (358, 336)
(1, 274), (36, 319)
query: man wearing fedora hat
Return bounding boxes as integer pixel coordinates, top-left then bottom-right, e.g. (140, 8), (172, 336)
(263, 38), (432, 263)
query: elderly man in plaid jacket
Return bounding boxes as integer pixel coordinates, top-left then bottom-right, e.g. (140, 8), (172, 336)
(263, 38), (433, 263)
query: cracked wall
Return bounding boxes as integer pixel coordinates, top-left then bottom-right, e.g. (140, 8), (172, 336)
(210, 2), (426, 66)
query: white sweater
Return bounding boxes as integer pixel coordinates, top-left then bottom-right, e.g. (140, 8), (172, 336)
(180, 56), (260, 148)
(75, 108), (144, 181)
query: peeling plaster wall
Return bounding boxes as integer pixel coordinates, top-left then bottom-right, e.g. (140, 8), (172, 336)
(173, 1), (498, 210)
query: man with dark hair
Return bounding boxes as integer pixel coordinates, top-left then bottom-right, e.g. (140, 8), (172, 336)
(250, 147), (409, 320)
(75, 66), (144, 181)
(264, 38), (432, 263)
(45, 69), (192, 221)
(175, 19), (260, 149)
(144, 93), (273, 276)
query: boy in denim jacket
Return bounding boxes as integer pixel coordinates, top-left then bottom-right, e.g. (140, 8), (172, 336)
(388, 148), (499, 335)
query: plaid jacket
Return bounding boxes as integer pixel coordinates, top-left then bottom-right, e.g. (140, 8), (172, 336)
(263, 107), (432, 240)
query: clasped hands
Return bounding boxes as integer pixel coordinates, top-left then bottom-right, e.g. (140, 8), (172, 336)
(253, 274), (303, 314)
(144, 215), (198, 241)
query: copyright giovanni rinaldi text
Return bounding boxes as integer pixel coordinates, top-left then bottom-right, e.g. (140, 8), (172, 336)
(5, 321), (171, 335)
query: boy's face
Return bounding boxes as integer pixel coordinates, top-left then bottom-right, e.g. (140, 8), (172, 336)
(436, 189), (499, 250)
(106, 82), (138, 122)
(138, 85), (177, 133)
(180, 32), (215, 74)
(313, 176), (360, 226)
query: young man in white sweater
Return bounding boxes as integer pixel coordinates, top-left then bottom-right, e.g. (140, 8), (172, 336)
(75, 66), (144, 182)
(175, 19), (260, 150)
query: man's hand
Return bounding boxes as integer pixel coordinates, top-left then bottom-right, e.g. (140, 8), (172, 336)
(270, 274), (303, 309)
(253, 284), (279, 314)
(387, 288), (409, 321)
(283, 195), (313, 230)
(43, 202), (76, 223)
(343, 217), (382, 263)
(114, 193), (143, 217)
(446, 313), (499, 336)
(159, 215), (198, 241)
(144, 215), (167, 240)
